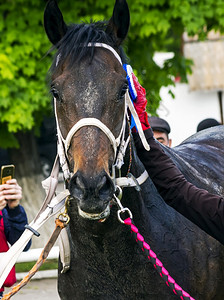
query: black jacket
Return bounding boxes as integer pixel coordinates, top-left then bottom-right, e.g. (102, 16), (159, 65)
(1, 205), (31, 250)
(133, 128), (224, 245)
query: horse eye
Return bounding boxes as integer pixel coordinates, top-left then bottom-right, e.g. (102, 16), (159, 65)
(50, 87), (60, 101)
(119, 84), (128, 100)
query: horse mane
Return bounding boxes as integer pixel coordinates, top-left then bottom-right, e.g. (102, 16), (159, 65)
(50, 20), (128, 73)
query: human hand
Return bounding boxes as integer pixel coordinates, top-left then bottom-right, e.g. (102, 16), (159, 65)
(0, 179), (22, 210)
(132, 73), (150, 131)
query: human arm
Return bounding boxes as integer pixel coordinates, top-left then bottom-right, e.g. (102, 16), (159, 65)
(130, 71), (224, 245)
(133, 129), (224, 245)
(0, 179), (31, 250)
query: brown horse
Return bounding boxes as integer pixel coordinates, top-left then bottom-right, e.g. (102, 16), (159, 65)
(44, 0), (224, 299)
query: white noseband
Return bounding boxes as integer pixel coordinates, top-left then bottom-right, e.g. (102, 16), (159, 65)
(56, 108), (127, 160)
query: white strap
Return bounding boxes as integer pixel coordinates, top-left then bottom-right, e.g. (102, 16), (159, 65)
(55, 43), (122, 69)
(58, 229), (71, 273)
(65, 118), (118, 157)
(53, 101), (70, 179)
(88, 42), (122, 65)
(125, 64), (137, 99)
(57, 140), (70, 180)
(126, 92), (150, 151)
(115, 136), (130, 169)
(0, 189), (70, 288)
(115, 170), (149, 187)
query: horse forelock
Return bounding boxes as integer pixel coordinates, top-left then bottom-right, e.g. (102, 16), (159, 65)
(49, 21), (127, 74)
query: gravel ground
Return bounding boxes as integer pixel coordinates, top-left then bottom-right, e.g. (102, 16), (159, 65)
(4, 278), (60, 299)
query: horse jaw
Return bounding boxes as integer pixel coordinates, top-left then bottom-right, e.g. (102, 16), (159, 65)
(78, 203), (110, 221)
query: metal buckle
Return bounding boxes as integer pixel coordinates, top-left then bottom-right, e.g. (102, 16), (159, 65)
(113, 186), (133, 223)
(57, 196), (71, 225)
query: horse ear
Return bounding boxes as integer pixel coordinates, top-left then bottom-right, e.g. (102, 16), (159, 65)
(44, 0), (68, 45)
(106, 0), (130, 46)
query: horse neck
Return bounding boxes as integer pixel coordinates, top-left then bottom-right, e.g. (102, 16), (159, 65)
(120, 128), (146, 177)
(121, 136), (179, 236)
(119, 135), (151, 223)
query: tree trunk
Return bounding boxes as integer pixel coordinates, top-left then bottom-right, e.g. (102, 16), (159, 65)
(8, 131), (56, 249)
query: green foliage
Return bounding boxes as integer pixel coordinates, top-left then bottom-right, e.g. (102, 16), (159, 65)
(1, 0), (224, 147)
(0, 0), (52, 148)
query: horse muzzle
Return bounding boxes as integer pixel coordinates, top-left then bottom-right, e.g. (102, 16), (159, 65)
(69, 170), (115, 220)
(78, 204), (110, 220)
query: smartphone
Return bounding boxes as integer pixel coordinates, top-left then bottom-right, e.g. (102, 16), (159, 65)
(0, 165), (15, 184)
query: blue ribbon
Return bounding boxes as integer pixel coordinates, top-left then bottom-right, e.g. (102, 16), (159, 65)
(123, 64), (137, 130)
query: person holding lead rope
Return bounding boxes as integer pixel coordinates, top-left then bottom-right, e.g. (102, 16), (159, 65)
(129, 69), (224, 245)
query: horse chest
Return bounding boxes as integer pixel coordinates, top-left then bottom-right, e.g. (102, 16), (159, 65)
(58, 226), (179, 300)
(58, 204), (184, 300)
(58, 192), (224, 300)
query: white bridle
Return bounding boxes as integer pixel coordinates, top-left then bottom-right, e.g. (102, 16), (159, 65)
(54, 42), (150, 187)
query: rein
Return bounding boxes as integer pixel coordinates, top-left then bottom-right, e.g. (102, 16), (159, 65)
(2, 215), (69, 300)
(123, 218), (195, 300)
(113, 192), (195, 300)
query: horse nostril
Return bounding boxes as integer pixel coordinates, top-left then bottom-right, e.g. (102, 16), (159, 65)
(98, 175), (114, 201)
(76, 176), (85, 190)
(71, 174), (85, 200)
(97, 175), (107, 190)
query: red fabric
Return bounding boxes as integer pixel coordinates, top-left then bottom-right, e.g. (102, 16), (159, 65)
(131, 73), (150, 131)
(0, 211), (16, 292)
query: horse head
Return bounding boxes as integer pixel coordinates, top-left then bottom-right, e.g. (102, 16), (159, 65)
(44, 0), (130, 220)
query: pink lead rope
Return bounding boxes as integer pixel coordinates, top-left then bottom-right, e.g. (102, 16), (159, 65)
(123, 218), (195, 300)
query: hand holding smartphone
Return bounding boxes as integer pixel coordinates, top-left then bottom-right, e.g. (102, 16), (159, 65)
(0, 165), (15, 185)
(0, 165), (22, 209)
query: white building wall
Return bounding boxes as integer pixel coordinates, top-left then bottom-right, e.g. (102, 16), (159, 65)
(157, 84), (221, 147)
(153, 53), (222, 147)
